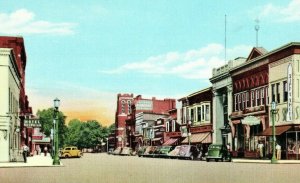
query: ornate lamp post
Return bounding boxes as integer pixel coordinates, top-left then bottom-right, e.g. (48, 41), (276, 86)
(53, 98), (60, 165)
(271, 101), (278, 164)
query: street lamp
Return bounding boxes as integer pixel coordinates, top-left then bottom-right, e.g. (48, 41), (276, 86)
(271, 101), (277, 164)
(106, 138), (109, 153)
(53, 98), (60, 165)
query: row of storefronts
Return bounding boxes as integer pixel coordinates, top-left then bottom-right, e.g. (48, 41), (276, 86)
(115, 42), (300, 160)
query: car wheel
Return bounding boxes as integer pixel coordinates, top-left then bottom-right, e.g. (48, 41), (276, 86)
(221, 157), (224, 162)
(190, 155), (194, 160)
(64, 154), (69, 158)
(206, 158), (209, 162)
(215, 159), (219, 162)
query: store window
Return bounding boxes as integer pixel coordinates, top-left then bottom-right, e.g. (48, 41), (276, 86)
(283, 81), (288, 102)
(276, 83), (280, 103)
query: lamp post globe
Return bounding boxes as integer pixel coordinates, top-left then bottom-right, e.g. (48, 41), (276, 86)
(271, 101), (277, 164)
(53, 98), (60, 165)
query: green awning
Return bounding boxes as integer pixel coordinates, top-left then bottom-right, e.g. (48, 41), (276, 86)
(241, 116), (260, 126)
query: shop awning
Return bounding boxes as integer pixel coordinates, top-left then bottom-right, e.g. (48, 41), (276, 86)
(32, 137), (51, 143)
(152, 138), (162, 141)
(181, 132), (211, 144)
(162, 138), (178, 146)
(241, 116), (260, 126)
(256, 125), (292, 136)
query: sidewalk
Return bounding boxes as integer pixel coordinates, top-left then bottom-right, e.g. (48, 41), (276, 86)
(232, 158), (300, 164)
(0, 154), (63, 168)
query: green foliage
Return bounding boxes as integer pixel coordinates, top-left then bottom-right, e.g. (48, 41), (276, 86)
(37, 108), (67, 148)
(65, 119), (114, 149)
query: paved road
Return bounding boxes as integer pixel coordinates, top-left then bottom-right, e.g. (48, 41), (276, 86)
(1, 153), (300, 183)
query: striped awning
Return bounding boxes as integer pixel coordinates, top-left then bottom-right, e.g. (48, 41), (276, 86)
(163, 138), (178, 146)
(181, 132), (211, 144)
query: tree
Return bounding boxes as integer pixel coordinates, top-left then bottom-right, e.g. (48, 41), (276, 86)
(64, 119), (82, 148)
(37, 108), (67, 148)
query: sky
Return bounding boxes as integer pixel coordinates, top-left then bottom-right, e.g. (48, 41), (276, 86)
(1, 0), (300, 126)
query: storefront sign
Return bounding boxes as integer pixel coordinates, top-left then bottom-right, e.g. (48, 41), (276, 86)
(241, 116), (260, 126)
(287, 63), (293, 121)
(24, 119), (41, 127)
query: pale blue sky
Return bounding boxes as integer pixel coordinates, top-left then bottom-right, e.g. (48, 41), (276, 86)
(1, 0), (299, 125)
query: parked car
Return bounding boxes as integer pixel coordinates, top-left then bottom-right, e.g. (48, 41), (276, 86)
(60, 146), (82, 158)
(141, 146), (153, 157)
(120, 147), (133, 156)
(178, 145), (200, 160)
(168, 145), (182, 159)
(206, 144), (231, 162)
(158, 146), (175, 158)
(137, 146), (147, 157)
(152, 146), (163, 158)
(112, 147), (123, 155)
(144, 146), (157, 157)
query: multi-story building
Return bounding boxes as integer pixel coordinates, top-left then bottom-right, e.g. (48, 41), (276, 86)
(163, 108), (181, 146)
(0, 48), (22, 162)
(209, 57), (246, 149)
(115, 94), (176, 149)
(115, 93), (134, 148)
(179, 87), (213, 152)
(229, 47), (269, 158)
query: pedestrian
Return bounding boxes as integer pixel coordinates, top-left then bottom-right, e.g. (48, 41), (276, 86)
(22, 144), (29, 163)
(257, 141), (264, 159)
(44, 146), (48, 156)
(276, 143), (281, 160)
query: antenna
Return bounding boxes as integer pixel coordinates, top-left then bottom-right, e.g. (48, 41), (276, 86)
(255, 18), (260, 47)
(225, 14), (227, 64)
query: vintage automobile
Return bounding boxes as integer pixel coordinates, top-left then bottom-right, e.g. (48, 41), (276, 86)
(112, 147), (123, 155)
(158, 146), (175, 158)
(120, 147), (133, 156)
(137, 146), (147, 157)
(178, 145), (200, 160)
(143, 146), (158, 157)
(167, 145), (182, 159)
(60, 146), (82, 158)
(152, 146), (163, 158)
(206, 144), (231, 162)
(141, 146), (153, 157)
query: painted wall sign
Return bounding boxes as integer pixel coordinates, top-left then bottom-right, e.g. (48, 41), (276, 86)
(287, 63), (293, 121)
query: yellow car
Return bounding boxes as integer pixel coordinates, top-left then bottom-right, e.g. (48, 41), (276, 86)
(60, 146), (82, 158)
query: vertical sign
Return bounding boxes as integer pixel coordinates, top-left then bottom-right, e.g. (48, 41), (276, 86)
(287, 63), (293, 121)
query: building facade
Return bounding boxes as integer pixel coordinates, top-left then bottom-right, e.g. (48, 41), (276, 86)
(179, 87), (213, 152)
(0, 48), (22, 162)
(209, 57), (246, 149)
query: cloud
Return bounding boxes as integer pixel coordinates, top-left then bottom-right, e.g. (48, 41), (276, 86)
(0, 9), (76, 35)
(258, 0), (300, 23)
(101, 43), (252, 80)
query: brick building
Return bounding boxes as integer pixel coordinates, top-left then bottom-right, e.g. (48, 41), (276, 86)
(115, 94), (176, 149)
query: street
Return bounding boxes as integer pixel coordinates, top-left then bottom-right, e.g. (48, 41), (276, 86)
(1, 153), (300, 183)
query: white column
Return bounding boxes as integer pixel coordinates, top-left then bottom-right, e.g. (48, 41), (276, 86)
(212, 89), (218, 144)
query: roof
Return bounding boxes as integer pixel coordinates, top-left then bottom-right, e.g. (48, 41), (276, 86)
(178, 87), (212, 101)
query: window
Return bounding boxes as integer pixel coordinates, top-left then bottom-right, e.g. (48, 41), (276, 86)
(251, 91), (255, 107)
(127, 100), (132, 114)
(271, 84), (275, 102)
(121, 100), (125, 113)
(202, 106), (205, 121)
(256, 89), (260, 106)
(246, 92), (249, 108)
(197, 107), (201, 122)
(266, 87), (269, 105)
(190, 108), (194, 123)
(166, 121), (169, 132)
(261, 88), (265, 105)
(172, 120), (176, 132)
(238, 94), (241, 111)
(235, 95), (238, 111)
(241, 93), (245, 110)
(205, 105), (210, 121)
(283, 81), (288, 102)
(276, 83), (280, 103)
